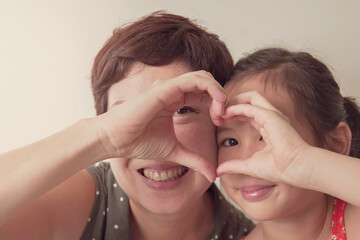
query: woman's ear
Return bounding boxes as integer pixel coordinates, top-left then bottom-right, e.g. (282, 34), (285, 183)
(328, 122), (352, 155)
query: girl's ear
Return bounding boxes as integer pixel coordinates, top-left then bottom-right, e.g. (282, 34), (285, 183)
(328, 122), (352, 155)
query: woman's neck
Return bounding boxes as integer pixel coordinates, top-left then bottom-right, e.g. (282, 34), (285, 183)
(249, 196), (333, 240)
(130, 192), (214, 240)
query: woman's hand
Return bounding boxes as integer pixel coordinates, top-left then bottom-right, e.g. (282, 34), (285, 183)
(95, 71), (226, 182)
(217, 91), (312, 185)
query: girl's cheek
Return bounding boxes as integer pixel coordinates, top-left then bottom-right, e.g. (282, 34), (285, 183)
(217, 150), (229, 164)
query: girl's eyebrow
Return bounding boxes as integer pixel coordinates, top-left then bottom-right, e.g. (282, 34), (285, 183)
(217, 127), (233, 134)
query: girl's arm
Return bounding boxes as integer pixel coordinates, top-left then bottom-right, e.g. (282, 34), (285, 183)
(217, 91), (360, 207)
(292, 145), (360, 207)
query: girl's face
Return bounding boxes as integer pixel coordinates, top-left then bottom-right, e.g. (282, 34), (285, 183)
(107, 61), (217, 215)
(218, 74), (324, 221)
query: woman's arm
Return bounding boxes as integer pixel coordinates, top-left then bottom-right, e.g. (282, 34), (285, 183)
(0, 169), (95, 239)
(0, 119), (104, 226)
(0, 70), (225, 226)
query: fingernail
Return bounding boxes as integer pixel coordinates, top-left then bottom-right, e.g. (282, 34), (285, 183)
(207, 175), (216, 183)
(216, 171), (224, 177)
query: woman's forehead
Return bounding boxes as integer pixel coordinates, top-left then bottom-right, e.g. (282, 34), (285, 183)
(107, 61), (191, 108)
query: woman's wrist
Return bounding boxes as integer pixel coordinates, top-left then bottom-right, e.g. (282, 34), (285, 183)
(73, 117), (113, 166)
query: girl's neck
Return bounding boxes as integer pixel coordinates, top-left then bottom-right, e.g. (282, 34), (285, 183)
(130, 192), (214, 240)
(249, 196), (333, 240)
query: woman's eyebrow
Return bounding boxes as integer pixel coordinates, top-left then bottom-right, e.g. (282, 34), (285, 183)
(110, 100), (124, 109)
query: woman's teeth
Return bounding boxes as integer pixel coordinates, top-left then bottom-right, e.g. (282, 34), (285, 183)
(143, 166), (188, 182)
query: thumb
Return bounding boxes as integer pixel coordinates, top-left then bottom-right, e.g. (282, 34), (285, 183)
(168, 144), (216, 182)
(217, 159), (253, 177)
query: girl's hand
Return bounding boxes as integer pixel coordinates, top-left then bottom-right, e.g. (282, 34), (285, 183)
(95, 71), (225, 182)
(217, 91), (312, 186)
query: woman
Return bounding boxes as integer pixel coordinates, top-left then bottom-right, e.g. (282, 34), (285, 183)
(0, 12), (254, 239)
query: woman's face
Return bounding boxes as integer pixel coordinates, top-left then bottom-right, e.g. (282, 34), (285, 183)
(218, 74), (324, 221)
(107, 61), (217, 215)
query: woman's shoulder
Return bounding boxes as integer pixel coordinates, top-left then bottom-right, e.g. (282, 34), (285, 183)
(81, 162), (131, 240)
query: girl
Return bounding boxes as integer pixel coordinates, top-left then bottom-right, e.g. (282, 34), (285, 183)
(217, 48), (360, 239)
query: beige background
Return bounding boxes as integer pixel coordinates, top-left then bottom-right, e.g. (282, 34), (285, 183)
(1, 0), (359, 152)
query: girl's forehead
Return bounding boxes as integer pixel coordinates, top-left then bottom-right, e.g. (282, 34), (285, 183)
(225, 74), (294, 115)
(225, 73), (287, 98)
(224, 75), (267, 98)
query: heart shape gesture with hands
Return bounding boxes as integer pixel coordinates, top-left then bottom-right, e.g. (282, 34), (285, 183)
(95, 70), (226, 182)
(217, 91), (313, 186)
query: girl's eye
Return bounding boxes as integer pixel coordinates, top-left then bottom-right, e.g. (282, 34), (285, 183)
(175, 106), (195, 115)
(221, 138), (238, 147)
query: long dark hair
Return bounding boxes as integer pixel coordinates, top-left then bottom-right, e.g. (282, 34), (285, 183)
(232, 48), (360, 157)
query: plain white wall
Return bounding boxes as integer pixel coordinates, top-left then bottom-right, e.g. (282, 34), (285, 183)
(1, 0), (359, 152)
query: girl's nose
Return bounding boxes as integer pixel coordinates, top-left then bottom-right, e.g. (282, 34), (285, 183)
(237, 135), (263, 160)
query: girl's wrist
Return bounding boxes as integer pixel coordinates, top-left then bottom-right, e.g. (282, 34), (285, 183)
(285, 143), (317, 189)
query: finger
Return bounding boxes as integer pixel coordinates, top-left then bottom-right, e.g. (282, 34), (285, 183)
(183, 92), (211, 107)
(209, 107), (223, 126)
(208, 99), (225, 126)
(225, 105), (292, 144)
(175, 71), (226, 108)
(216, 159), (254, 177)
(151, 71), (226, 118)
(227, 91), (281, 114)
(182, 92), (224, 126)
(168, 144), (216, 182)
(222, 104), (270, 128)
(211, 99), (225, 119)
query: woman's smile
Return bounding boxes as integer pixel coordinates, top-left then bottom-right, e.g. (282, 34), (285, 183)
(141, 166), (189, 182)
(138, 163), (191, 191)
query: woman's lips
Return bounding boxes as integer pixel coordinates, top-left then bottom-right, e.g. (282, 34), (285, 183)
(138, 166), (190, 190)
(241, 184), (276, 201)
(140, 166), (188, 182)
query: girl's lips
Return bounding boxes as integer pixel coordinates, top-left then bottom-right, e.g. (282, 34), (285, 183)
(241, 184), (276, 201)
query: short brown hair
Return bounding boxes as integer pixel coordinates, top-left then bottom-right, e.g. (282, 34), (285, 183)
(232, 48), (360, 157)
(91, 11), (233, 115)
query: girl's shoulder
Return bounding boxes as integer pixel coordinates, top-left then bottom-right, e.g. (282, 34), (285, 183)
(343, 200), (360, 239)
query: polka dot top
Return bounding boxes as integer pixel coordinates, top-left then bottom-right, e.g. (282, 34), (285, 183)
(80, 162), (254, 240)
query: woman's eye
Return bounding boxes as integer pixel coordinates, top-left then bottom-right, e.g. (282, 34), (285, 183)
(221, 138), (238, 147)
(175, 106), (195, 115)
